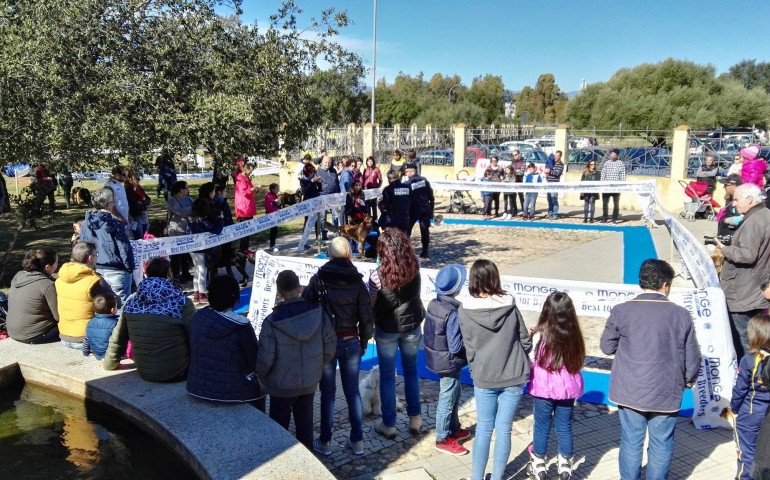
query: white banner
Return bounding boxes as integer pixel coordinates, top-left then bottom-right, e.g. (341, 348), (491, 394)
(129, 193), (345, 284)
(247, 251), (733, 429)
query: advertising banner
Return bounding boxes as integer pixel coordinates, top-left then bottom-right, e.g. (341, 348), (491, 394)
(247, 251), (733, 429)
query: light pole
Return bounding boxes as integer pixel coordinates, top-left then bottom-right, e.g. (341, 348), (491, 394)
(448, 84), (460, 103)
(370, 0), (377, 125)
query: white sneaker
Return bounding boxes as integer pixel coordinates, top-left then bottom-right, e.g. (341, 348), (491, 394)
(502, 213), (510, 220)
(313, 437), (332, 456)
(272, 246), (279, 253)
(347, 438), (364, 455)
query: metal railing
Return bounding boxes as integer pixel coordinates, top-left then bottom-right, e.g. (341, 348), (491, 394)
(373, 126), (454, 166)
(566, 130), (674, 177)
(287, 126), (363, 160)
(685, 130), (758, 178)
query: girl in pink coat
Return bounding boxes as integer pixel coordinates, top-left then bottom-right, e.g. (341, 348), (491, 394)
(527, 292), (586, 479)
(233, 160), (260, 253)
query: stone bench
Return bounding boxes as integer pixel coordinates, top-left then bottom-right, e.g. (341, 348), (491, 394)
(0, 339), (334, 480)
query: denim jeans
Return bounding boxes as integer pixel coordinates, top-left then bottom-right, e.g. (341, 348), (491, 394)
(471, 384), (524, 480)
(61, 340), (83, 350)
(375, 326), (422, 427)
(190, 252), (208, 293)
(97, 268), (133, 307)
(269, 393), (315, 449)
(532, 396), (575, 457)
(602, 192), (621, 222)
(618, 406), (678, 480)
(523, 193), (538, 216)
(320, 337), (363, 443)
(435, 373), (462, 441)
(547, 192), (559, 216)
(729, 310), (761, 359)
(583, 197), (596, 221)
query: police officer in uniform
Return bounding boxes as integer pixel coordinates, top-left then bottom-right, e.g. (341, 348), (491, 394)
(404, 163), (434, 259)
(379, 170), (411, 235)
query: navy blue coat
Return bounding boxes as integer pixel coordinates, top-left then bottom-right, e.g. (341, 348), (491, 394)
(82, 313), (119, 360)
(187, 308), (264, 402)
(424, 295), (466, 375)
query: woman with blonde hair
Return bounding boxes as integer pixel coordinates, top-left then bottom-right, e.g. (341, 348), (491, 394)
(369, 228), (425, 439)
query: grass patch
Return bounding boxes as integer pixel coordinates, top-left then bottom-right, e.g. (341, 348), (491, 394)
(0, 174), (300, 289)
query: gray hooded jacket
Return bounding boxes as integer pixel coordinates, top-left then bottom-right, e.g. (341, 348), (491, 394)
(459, 294), (531, 389)
(257, 298), (336, 397)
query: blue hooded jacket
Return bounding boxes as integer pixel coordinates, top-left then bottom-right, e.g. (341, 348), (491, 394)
(80, 210), (134, 272)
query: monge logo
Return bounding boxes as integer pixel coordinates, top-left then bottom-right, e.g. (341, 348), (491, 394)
(176, 236), (196, 246)
(234, 222), (250, 232)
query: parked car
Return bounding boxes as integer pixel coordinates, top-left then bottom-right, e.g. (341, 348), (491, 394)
(500, 140), (542, 152)
(417, 149), (453, 166)
(567, 147), (614, 172)
(465, 146), (513, 167)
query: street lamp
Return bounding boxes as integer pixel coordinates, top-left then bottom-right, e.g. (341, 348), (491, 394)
(370, 0), (377, 124)
(448, 84), (460, 103)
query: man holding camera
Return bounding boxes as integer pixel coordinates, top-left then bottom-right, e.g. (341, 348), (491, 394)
(716, 183), (770, 358)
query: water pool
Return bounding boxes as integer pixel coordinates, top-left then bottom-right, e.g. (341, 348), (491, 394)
(0, 382), (196, 479)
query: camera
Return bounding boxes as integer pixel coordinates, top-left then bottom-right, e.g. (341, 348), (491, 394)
(704, 235), (732, 246)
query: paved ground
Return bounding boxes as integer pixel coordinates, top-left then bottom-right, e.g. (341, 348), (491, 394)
(247, 201), (735, 480)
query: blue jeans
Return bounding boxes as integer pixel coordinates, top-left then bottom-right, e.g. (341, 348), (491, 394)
(532, 397), (575, 457)
(618, 406), (678, 480)
(523, 193), (538, 216)
(375, 326), (422, 427)
(472, 385), (524, 480)
(97, 268), (133, 307)
(547, 192), (559, 216)
(435, 373), (462, 441)
(320, 337), (363, 443)
(61, 340), (83, 350)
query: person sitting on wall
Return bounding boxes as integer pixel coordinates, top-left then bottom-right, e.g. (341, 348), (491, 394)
(188, 275), (267, 410)
(6, 248), (60, 344)
(103, 257), (196, 382)
(56, 242), (115, 350)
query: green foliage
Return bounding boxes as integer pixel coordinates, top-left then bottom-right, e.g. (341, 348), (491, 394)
(308, 67), (369, 125)
(373, 72), (502, 127)
(0, 0), (363, 171)
(727, 59), (770, 95)
(515, 74), (569, 124)
(9, 187), (51, 230)
(566, 58), (770, 130)
(465, 75), (505, 124)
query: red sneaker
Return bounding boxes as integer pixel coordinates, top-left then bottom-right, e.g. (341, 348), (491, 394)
(198, 293), (209, 305)
(435, 437), (468, 456)
(453, 428), (472, 443)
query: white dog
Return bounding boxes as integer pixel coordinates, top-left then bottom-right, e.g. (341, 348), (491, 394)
(360, 366), (405, 417)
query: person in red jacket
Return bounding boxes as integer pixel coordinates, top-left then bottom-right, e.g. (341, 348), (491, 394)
(233, 159), (260, 254)
(264, 183), (280, 252)
(362, 156), (382, 220)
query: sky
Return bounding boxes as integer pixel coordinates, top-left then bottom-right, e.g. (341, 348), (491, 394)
(238, 0), (770, 93)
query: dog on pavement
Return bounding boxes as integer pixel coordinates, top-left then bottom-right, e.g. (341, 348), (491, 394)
(325, 216), (374, 258)
(360, 365), (405, 417)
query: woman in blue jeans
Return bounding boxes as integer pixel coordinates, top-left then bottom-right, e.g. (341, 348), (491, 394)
(459, 259), (532, 480)
(302, 237), (373, 456)
(369, 228), (425, 439)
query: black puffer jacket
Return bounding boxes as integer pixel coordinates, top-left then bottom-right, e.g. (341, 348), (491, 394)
(373, 273), (424, 334)
(302, 258), (373, 349)
(187, 308), (264, 402)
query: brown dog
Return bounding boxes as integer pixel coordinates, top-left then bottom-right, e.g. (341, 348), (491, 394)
(710, 247), (725, 275)
(71, 187), (92, 206)
(325, 216), (374, 258)
(277, 189), (302, 209)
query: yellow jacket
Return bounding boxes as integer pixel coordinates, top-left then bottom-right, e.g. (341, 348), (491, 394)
(55, 262), (103, 339)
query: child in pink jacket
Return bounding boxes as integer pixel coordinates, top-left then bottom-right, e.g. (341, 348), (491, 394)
(527, 292), (586, 479)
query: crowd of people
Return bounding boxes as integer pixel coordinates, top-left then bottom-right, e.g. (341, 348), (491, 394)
(298, 151), (434, 258)
(4, 146), (770, 480)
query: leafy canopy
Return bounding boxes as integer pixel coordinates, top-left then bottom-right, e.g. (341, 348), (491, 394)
(0, 0), (364, 170)
(566, 58), (770, 130)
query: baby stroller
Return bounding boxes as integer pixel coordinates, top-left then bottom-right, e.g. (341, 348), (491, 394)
(678, 180), (719, 222)
(445, 169), (480, 214)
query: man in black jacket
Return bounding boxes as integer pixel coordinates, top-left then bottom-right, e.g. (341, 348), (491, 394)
(379, 170), (411, 235)
(302, 237), (374, 456)
(404, 163), (434, 259)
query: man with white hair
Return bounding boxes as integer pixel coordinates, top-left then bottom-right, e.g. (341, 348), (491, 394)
(716, 183), (770, 357)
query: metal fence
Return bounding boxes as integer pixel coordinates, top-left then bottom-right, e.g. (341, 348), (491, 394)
(464, 125), (535, 168)
(287, 126), (363, 160)
(566, 129), (674, 177)
(373, 126), (454, 166)
(686, 130), (759, 178)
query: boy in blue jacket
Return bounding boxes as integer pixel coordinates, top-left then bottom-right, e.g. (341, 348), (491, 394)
(83, 293), (119, 360)
(424, 264), (472, 456)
